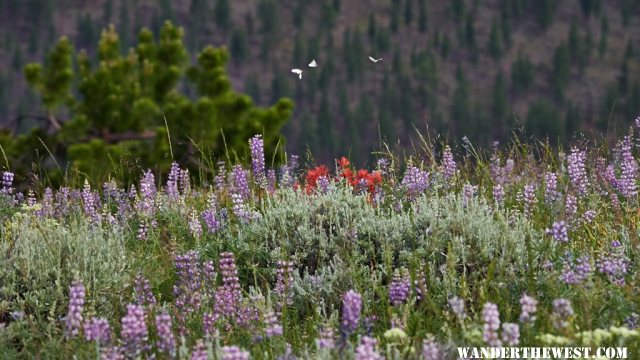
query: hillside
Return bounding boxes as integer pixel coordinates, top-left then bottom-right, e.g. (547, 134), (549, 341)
(0, 0), (639, 164)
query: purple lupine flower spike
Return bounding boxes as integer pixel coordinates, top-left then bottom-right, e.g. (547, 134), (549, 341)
(65, 280), (85, 338)
(341, 290), (362, 336)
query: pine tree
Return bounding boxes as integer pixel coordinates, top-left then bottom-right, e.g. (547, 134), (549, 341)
(619, 60), (629, 95)
(451, 0), (464, 20)
(118, 0), (130, 52)
(500, 14), (511, 49)
(492, 71), (508, 128)
(293, 0), (305, 30)
(230, 28), (248, 62)
(404, 0), (413, 26)
(158, 0), (175, 22)
(488, 19), (502, 59)
(451, 67), (471, 127)
(214, 0), (231, 30)
(103, 0), (113, 24)
(418, 0), (428, 33)
(368, 14), (377, 41)
(317, 94), (336, 156)
(526, 101), (563, 144)
(565, 102), (580, 141)
(552, 42), (571, 99)
(568, 20), (580, 63)
(599, 15), (608, 56)
(390, 0), (401, 33)
(511, 52), (534, 93)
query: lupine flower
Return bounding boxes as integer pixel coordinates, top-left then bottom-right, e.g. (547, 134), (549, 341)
(567, 147), (589, 195)
(560, 254), (592, 285)
(100, 346), (124, 360)
(462, 183), (478, 207)
(355, 336), (383, 360)
(442, 145), (457, 182)
(179, 168), (191, 196)
(552, 298), (574, 329)
(221, 346), (250, 360)
(133, 273), (157, 307)
(501, 323), (520, 346)
(267, 169), (277, 193)
(215, 161), (227, 193)
(422, 336), (443, 360)
(191, 339), (208, 360)
(136, 170), (157, 218)
(544, 172), (560, 204)
(155, 310), (176, 356)
(174, 251), (202, 315)
(317, 176), (330, 194)
(83, 317), (110, 343)
(414, 270), (427, 303)
(249, 135), (267, 187)
(448, 296), (466, 320)
(519, 294), (538, 323)
(522, 183), (536, 216)
(581, 210), (597, 224)
(597, 245), (629, 285)
(166, 162), (180, 200)
(315, 325), (335, 350)
(188, 210), (203, 238)
(231, 165), (251, 201)
(264, 310), (283, 338)
(203, 312), (219, 336)
(137, 222), (148, 241)
(120, 304), (148, 355)
(1, 171), (14, 196)
(231, 192), (252, 224)
(65, 280), (85, 337)
(481, 302), (502, 347)
(617, 135), (638, 199)
(82, 180), (100, 222)
(216, 252), (242, 319)
(305, 165), (330, 193)
(377, 158), (391, 175)
(546, 221), (568, 243)
(275, 260), (295, 310)
(401, 165), (430, 199)
(388, 269), (411, 306)
(625, 313), (639, 330)
(341, 290), (362, 335)
(493, 184), (505, 208)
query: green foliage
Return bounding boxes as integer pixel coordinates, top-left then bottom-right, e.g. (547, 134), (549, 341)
(488, 19), (502, 59)
(214, 0), (231, 30)
(526, 100), (563, 144)
(418, 0), (428, 33)
(512, 52), (534, 93)
(552, 42), (571, 99)
(0, 213), (130, 353)
(19, 22), (292, 185)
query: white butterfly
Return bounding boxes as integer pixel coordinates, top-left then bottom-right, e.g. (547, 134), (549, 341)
(308, 59), (317, 67)
(291, 68), (303, 79)
(368, 56), (383, 63)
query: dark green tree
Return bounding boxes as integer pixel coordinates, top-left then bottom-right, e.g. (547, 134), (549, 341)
(599, 15), (608, 56)
(511, 52), (534, 93)
(552, 42), (571, 99)
(488, 19), (502, 59)
(317, 94), (336, 156)
(451, 67), (471, 129)
(451, 0), (464, 20)
(214, 0), (231, 30)
(368, 14), (377, 41)
(565, 102), (580, 141)
(103, 0), (113, 24)
(23, 22), (292, 183)
(568, 20), (580, 63)
(118, 0), (130, 52)
(492, 71), (508, 130)
(418, 0), (428, 33)
(390, 0), (401, 33)
(534, 0), (555, 30)
(76, 13), (98, 50)
(230, 28), (248, 62)
(526, 100), (563, 144)
(404, 0), (413, 26)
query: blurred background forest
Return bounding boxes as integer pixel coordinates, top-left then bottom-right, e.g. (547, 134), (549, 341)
(0, 0), (639, 179)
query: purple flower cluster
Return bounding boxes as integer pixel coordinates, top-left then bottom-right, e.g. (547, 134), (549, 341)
(523, 183), (537, 217)
(442, 145), (457, 182)
(355, 336), (383, 360)
(275, 260), (295, 309)
(100, 346), (124, 360)
(388, 269), (411, 306)
(544, 172), (560, 204)
(189, 210), (203, 238)
(501, 323), (520, 346)
(221, 345), (250, 360)
(190, 339), (208, 360)
(597, 247), (629, 285)
(82, 180), (100, 223)
(481, 302), (502, 347)
(133, 272), (157, 307)
(552, 298), (574, 329)
(202, 195), (222, 233)
(401, 165), (429, 199)
(1, 171), (14, 199)
(493, 184), (505, 208)
(267, 169), (277, 193)
(231, 192), (252, 224)
(249, 135), (267, 188)
(341, 290), (362, 336)
(120, 304), (148, 355)
(546, 221), (569, 243)
(166, 162), (180, 200)
(315, 325), (335, 350)
(519, 294), (538, 323)
(155, 310), (176, 356)
(174, 250), (203, 315)
(264, 310), (283, 338)
(422, 336), (443, 360)
(616, 135), (638, 199)
(215, 252), (242, 320)
(231, 165), (251, 201)
(414, 270), (427, 303)
(565, 195), (577, 224)
(567, 147), (589, 195)
(83, 317), (110, 343)
(462, 183), (478, 207)
(65, 280), (85, 338)
(559, 254), (592, 285)
(136, 170), (157, 218)
(448, 296), (467, 320)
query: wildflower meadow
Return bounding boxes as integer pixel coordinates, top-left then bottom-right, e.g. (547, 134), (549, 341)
(1, 127), (640, 359)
